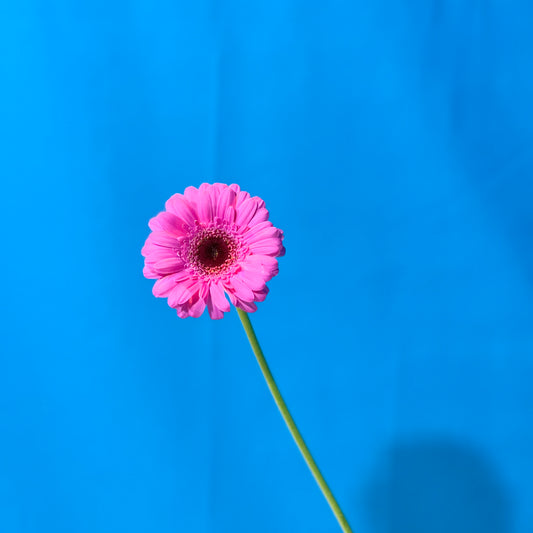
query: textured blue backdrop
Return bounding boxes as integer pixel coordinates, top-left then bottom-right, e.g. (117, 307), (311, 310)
(1, 1), (532, 532)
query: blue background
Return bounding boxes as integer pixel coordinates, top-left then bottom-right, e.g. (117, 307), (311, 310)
(1, 1), (532, 532)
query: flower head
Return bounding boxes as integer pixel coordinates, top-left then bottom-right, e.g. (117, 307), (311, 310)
(142, 183), (285, 319)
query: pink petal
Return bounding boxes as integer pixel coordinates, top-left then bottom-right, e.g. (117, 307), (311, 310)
(199, 282), (209, 300)
(152, 272), (190, 297)
(235, 190), (251, 208)
(183, 186), (200, 207)
(168, 281), (197, 307)
(176, 305), (189, 318)
(244, 226), (282, 245)
(224, 205), (236, 224)
(245, 254), (279, 269)
(165, 194), (197, 227)
(227, 276), (255, 302)
(253, 286), (269, 302)
(188, 296), (206, 318)
(248, 207), (269, 226)
(216, 186), (236, 219)
(141, 236), (157, 256)
(150, 231), (180, 249)
(234, 270), (266, 292)
(241, 255), (279, 279)
(243, 220), (273, 237)
(253, 197), (265, 209)
(210, 183), (226, 214)
(145, 248), (177, 265)
(210, 282), (230, 312)
(148, 217), (163, 231)
(143, 264), (159, 279)
(235, 198), (258, 227)
(153, 257), (185, 275)
(197, 190), (213, 223)
(234, 299), (257, 313)
(177, 293), (205, 318)
(149, 212), (187, 237)
(153, 275), (177, 297)
(226, 290), (237, 306)
(249, 240), (284, 256)
(207, 294), (225, 319)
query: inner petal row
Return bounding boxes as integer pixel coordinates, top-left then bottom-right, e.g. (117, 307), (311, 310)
(186, 227), (240, 277)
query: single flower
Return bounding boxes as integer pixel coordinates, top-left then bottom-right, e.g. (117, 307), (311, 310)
(142, 183), (285, 319)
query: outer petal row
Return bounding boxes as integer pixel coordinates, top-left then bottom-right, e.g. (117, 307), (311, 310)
(155, 278), (232, 320)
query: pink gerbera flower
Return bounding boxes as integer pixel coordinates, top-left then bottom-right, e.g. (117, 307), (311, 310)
(142, 183), (285, 319)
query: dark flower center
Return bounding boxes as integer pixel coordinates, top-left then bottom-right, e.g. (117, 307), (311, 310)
(186, 227), (239, 277)
(197, 236), (230, 269)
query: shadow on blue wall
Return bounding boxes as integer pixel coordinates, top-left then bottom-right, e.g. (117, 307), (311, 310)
(364, 437), (511, 533)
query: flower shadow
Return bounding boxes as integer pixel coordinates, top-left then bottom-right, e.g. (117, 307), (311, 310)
(364, 437), (512, 533)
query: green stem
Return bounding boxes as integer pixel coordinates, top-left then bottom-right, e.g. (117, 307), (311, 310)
(236, 308), (353, 533)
